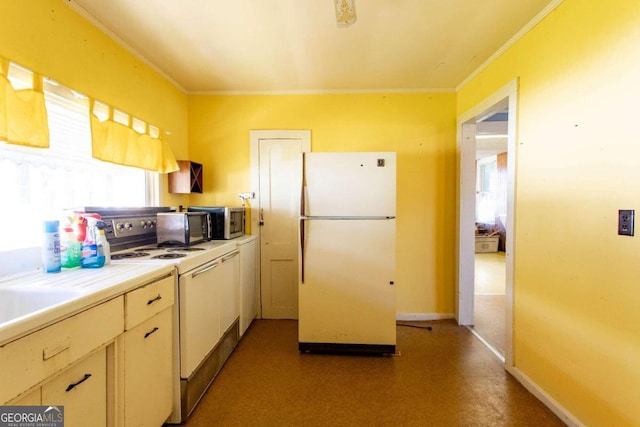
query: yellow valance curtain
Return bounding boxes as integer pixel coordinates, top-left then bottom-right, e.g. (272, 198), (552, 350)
(89, 100), (179, 174)
(0, 58), (49, 148)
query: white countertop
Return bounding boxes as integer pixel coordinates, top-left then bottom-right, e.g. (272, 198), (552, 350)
(0, 263), (175, 345)
(228, 235), (258, 245)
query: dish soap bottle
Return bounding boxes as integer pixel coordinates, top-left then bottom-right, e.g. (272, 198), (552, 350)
(60, 226), (81, 268)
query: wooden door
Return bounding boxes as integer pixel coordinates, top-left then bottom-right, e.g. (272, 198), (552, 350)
(252, 130), (310, 319)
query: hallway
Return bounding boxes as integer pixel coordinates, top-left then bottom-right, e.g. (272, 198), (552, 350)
(184, 319), (562, 426)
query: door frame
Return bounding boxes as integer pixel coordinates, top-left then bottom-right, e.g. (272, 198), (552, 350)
(249, 130), (311, 318)
(456, 79), (518, 368)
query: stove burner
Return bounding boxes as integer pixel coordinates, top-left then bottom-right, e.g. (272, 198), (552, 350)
(135, 247), (163, 252)
(111, 252), (150, 260)
(167, 247), (205, 252)
(151, 253), (187, 259)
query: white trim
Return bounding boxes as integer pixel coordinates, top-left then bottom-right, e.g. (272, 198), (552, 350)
(189, 87), (456, 96)
(456, 79), (518, 370)
(507, 366), (585, 427)
(457, 122), (477, 326)
(456, 0), (565, 91)
(396, 313), (455, 321)
(65, 0), (187, 94)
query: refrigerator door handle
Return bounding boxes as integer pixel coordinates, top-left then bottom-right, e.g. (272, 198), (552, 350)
(299, 217), (306, 284)
(300, 153), (306, 217)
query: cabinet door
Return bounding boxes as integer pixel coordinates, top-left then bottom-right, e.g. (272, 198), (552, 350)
(42, 348), (107, 427)
(239, 238), (258, 336)
(124, 307), (173, 427)
(220, 250), (240, 334)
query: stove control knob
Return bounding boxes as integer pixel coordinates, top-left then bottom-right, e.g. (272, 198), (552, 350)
(116, 223), (125, 231)
(140, 220), (147, 228)
(147, 220), (154, 228)
(124, 222), (133, 231)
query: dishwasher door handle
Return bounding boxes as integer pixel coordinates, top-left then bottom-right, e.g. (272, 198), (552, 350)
(221, 250), (240, 262)
(192, 260), (220, 278)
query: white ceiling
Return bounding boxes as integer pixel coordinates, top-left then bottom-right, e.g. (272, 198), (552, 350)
(67, 0), (555, 94)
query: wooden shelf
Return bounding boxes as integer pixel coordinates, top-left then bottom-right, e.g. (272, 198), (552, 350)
(168, 160), (203, 193)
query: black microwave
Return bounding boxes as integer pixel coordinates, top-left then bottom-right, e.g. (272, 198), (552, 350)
(187, 206), (245, 240)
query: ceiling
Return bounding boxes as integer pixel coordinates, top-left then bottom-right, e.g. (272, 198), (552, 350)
(68, 0), (555, 94)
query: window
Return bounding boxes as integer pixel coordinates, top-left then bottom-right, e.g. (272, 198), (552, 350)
(0, 64), (157, 252)
(476, 155), (498, 224)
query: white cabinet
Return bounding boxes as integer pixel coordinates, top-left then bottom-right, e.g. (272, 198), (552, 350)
(42, 348), (108, 427)
(0, 296), (123, 404)
(237, 237), (258, 336)
(1, 270), (177, 427)
(123, 307), (173, 427)
(122, 274), (175, 427)
(124, 275), (174, 330)
(6, 348), (109, 427)
(220, 250), (240, 335)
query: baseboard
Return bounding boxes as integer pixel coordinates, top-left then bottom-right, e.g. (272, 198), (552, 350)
(396, 313), (455, 321)
(507, 365), (584, 427)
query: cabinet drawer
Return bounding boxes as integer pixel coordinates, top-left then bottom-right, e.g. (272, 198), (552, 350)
(0, 296), (123, 404)
(125, 275), (175, 330)
(42, 348), (107, 427)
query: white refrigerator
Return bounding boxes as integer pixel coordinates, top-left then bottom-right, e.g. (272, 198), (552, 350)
(298, 152), (396, 355)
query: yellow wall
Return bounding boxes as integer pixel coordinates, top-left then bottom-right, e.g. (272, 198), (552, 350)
(0, 0), (189, 208)
(458, 0), (640, 424)
(7, 1), (636, 422)
(189, 93), (457, 315)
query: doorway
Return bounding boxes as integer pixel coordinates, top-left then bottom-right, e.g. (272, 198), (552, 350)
(249, 130), (311, 319)
(473, 109), (508, 357)
(457, 80), (517, 367)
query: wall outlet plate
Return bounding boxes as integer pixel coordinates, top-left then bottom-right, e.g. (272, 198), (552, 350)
(618, 209), (634, 236)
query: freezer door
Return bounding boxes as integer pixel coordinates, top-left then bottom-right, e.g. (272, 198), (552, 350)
(303, 152), (396, 217)
(298, 218), (396, 347)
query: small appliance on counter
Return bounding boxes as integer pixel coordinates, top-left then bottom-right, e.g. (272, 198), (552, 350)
(187, 206), (245, 239)
(156, 212), (210, 246)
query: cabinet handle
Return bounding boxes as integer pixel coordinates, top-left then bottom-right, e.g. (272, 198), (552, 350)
(147, 294), (162, 305)
(66, 373), (92, 392)
(144, 327), (159, 339)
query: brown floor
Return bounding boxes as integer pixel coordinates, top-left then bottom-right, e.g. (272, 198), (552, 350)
(184, 319), (563, 427)
(474, 294), (506, 356)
